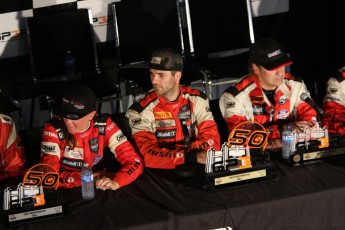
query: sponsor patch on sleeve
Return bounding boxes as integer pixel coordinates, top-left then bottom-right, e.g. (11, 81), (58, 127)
(43, 131), (59, 139)
(109, 130), (128, 152)
(41, 142), (60, 157)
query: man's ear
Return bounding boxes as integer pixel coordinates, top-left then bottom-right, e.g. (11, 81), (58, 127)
(89, 111), (97, 121)
(175, 71), (182, 81)
(252, 63), (260, 74)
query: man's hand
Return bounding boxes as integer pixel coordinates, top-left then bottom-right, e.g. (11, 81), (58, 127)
(288, 121), (316, 133)
(94, 171), (118, 191)
(95, 177), (119, 191)
(266, 139), (282, 152)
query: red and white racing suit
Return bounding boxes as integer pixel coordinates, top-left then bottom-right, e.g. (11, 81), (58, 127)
(40, 114), (143, 189)
(126, 86), (220, 169)
(322, 69), (345, 134)
(219, 73), (317, 139)
(0, 113), (25, 180)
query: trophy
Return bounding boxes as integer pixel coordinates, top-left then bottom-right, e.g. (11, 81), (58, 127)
(2, 164), (64, 226)
(204, 121), (276, 189)
(285, 123), (345, 166)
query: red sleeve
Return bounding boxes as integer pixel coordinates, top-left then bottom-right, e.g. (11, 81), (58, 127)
(189, 96), (221, 151)
(132, 121), (220, 169)
(296, 101), (318, 122)
(190, 120), (221, 150)
(0, 115), (25, 180)
(322, 101), (345, 134)
(105, 118), (143, 188)
(225, 114), (248, 135)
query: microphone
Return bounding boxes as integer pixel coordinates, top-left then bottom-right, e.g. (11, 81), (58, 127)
(175, 114), (197, 177)
(300, 93), (326, 118)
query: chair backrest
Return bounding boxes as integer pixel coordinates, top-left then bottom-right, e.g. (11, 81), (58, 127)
(114, 0), (181, 65)
(111, 0), (182, 95)
(187, 0), (252, 79)
(209, 99), (229, 144)
(0, 72), (23, 128)
(189, 0), (251, 57)
(26, 8), (99, 82)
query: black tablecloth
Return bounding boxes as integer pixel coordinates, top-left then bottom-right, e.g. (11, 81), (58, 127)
(2, 154), (345, 230)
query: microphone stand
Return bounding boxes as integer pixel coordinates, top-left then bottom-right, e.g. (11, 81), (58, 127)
(174, 120), (198, 177)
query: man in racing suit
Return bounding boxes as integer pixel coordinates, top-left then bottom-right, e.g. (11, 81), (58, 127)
(0, 113), (25, 182)
(126, 48), (220, 169)
(41, 86), (143, 189)
(219, 38), (317, 151)
(322, 66), (345, 134)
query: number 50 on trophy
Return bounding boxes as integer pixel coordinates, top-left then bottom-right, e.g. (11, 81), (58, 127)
(228, 121), (268, 149)
(205, 121), (269, 173)
(23, 164), (59, 189)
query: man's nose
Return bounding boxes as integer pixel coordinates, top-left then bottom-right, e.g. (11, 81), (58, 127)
(151, 75), (158, 83)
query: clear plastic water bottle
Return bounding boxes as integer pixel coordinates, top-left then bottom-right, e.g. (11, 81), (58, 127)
(282, 124), (294, 160)
(81, 163), (95, 200)
(64, 51), (77, 80)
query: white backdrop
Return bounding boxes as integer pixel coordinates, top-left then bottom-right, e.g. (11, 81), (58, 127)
(0, 0), (289, 59)
(0, 0), (120, 59)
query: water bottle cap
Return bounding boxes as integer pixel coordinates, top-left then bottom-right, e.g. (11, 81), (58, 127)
(83, 162), (89, 167)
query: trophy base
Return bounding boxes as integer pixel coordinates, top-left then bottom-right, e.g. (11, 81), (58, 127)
(289, 146), (345, 166)
(203, 161), (277, 190)
(2, 188), (64, 226)
(4, 205), (64, 226)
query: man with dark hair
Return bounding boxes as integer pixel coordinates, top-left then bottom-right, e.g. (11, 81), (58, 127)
(126, 48), (220, 169)
(219, 38), (317, 150)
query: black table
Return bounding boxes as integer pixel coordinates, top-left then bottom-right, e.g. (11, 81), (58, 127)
(2, 154), (345, 230)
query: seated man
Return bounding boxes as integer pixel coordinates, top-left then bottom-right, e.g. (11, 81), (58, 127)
(322, 66), (345, 134)
(126, 48), (220, 169)
(40, 85), (143, 190)
(0, 113), (25, 182)
(219, 38), (317, 151)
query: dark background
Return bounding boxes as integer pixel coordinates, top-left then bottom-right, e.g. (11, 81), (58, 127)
(0, 0), (345, 107)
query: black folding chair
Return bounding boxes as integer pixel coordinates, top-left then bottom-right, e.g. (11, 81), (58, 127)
(26, 8), (122, 127)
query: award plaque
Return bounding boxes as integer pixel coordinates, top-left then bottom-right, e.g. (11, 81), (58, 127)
(204, 159), (277, 190)
(204, 121), (277, 190)
(284, 124), (345, 166)
(2, 164), (64, 226)
(290, 146), (345, 166)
